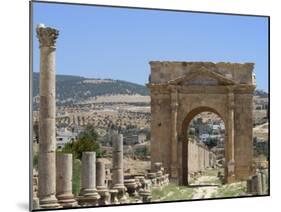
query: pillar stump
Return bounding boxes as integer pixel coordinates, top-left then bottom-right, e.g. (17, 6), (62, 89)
(112, 132), (128, 203)
(56, 153), (78, 207)
(36, 24), (61, 209)
(96, 159), (110, 205)
(78, 152), (100, 206)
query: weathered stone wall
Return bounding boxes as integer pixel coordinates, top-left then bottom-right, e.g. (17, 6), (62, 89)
(148, 61), (255, 184)
(187, 141), (213, 175)
(150, 92), (171, 171)
(234, 93), (254, 179)
(150, 61), (254, 85)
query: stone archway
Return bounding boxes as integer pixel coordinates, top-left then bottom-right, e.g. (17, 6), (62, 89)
(147, 61), (256, 185)
(181, 107), (226, 185)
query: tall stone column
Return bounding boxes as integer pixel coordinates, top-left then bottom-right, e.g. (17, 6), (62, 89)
(56, 153), (78, 207)
(226, 91), (235, 183)
(170, 86), (179, 182)
(112, 132), (128, 203)
(36, 24), (60, 209)
(78, 152), (100, 206)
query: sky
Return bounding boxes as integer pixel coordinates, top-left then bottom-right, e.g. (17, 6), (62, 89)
(32, 2), (269, 91)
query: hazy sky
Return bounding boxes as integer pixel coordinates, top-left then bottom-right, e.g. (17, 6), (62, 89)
(32, 2), (269, 91)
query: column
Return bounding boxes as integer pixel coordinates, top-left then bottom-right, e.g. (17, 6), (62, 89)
(96, 159), (106, 189)
(78, 152), (100, 206)
(226, 91), (235, 183)
(170, 86), (179, 182)
(56, 153), (77, 207)
(112, 132), (128, 203)
(36, 24), (60, 209)
(96, 159), (110, 205)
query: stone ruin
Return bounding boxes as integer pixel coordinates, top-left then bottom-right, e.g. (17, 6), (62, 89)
(33, 24), (159, 209)
(147, 61), (256, 185)
(33, 24), (264, 209)
(246, 161), (269, 195)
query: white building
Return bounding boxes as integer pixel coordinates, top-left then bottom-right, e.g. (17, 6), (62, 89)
(56, 128), (78, 149)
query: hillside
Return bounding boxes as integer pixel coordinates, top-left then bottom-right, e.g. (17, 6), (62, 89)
(32, 72), (268, 106)
(32, 72), (149, 105)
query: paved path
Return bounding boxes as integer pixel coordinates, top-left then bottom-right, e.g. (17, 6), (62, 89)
(191, 176), (219, 199)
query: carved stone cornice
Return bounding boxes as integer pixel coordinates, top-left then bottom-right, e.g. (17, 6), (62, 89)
(36, 25), (59, 48)
(168, 66), (236, 86)
(178, 85), (229, 94)
(233, 84), (256, 94)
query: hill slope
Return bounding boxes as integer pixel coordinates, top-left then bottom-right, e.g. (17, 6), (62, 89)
(32, 72), (149, 105)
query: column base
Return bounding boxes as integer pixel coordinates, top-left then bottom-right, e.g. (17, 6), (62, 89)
(109, 189), (120, 205)
(97, 188), (110, 205)
(139, 190), (152, 203)
(112, 184), (129, 204)
(124, 179), (138, 197)
(57, 193), (78, 208)
(39, 195), (61, 209)
(78, 188), (100, 206)
(32, 197), (40, 210)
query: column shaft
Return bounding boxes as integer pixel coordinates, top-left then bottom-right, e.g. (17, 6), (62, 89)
(78, 152), (100, 206)
(36, 25), (60, 209)
(56, 153), (77, 207)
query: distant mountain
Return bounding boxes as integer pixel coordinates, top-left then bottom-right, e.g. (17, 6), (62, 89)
(254, 89), (268, 98)
(32, 72), (268, 107)
(32, 72), (149, 105)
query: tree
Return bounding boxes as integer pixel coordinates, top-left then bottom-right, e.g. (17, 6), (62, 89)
(205, 137), (218, 149)
(62, 124), (102, 159)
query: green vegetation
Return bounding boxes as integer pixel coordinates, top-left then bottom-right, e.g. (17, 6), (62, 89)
(62, 125), (102, 159)
(151, 168), (247, 201)
(212, 182), (246, 198)
(152, 183), (194, 201)
(134, 145), (150, 157)
(205, 137), (219, 149)
(203, 168), (221, 177)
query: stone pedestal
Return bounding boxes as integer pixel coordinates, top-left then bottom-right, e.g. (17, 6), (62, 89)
(32, 171), (40, 209)
(139, 190), (152, 203)
(257, 172), (263, 195)
(261, 169), (268, 194)
(109, 189), (119, 205)
(246, 177), (252, 194)
(96, 159), (110, 205)
(36, 24), (61, 209)
(134, 177), (142, 191)
(78, 152), (100, 206)
(147, 172), (157, 187)
(164, 173), (170, 185)
(135, 176), (145, 189)
(112, 133), (128, 203)
(56, 153), (78, 208)
(124, 179), (138, 197)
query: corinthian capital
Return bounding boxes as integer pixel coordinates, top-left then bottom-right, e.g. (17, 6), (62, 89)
(36, 24), (59, 48)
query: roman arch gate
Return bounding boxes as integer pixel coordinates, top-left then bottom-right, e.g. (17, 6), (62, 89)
(147, 61), (256, 185)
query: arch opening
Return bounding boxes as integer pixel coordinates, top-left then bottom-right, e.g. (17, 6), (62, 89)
(181, 107), (226, 186)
